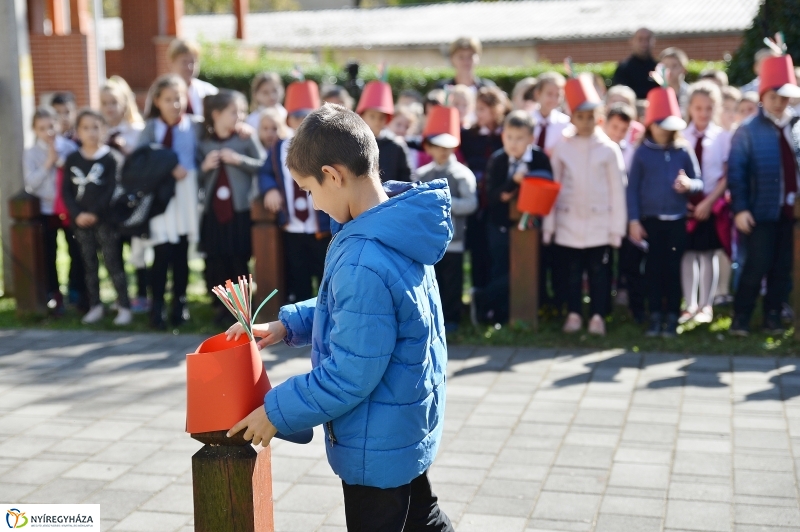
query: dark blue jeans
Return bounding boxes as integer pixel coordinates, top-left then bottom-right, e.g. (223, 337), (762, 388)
(473, 222), (510, 323)
(734, 217), (793, 322)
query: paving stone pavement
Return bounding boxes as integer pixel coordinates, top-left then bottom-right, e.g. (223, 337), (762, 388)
(2, 330), (800, 531)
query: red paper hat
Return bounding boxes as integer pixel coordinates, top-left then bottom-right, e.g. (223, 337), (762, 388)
(565, 76), (601, 113)
(759, 55), (800, 98)
(186, 333), (272, 434)
(644, 86), (686, 131)
(285, 80), (320, 116)
(357, 80), (394, 119)
(422, 105), (461, 148)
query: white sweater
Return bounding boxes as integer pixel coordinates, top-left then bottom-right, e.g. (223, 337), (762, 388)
(543, 128), (627, 249)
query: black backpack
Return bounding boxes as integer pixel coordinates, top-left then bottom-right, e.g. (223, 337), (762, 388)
(110, 145), (178, 237)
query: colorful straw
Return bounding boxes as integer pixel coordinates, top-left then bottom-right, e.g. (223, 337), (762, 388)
(212, 275), (278, 342)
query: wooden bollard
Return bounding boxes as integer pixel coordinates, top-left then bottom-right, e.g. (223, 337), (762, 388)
(191, 430), (274, 532)
(251, 199), (285, 317)
(508, 202), (540, 330)
(9, 191), (47, 316)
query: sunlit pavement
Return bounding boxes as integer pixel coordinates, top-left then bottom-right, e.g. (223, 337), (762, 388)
(1, 330), (800, 531)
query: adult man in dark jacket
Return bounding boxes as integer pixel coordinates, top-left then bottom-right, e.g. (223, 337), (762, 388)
(612, 28), (659, 99)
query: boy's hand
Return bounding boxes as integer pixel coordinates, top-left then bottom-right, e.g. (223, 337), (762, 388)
(75, 212), (97, 228)
(735, 210), (756, 234)
(227, 405), (278, 447)
(226, 320), (287, 350)
(201, 151), (220, 172)
(512, 171), (526, 184)
(500, 191), (515, 203)
(220, 148), (241, 165)
(673, 170), (692, 194)
(263, 189), (284, 213)
(628, 221), (647, 244)
(172, 164), (188, 181)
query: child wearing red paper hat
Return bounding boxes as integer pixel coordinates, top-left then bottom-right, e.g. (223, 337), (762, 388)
(417, 105), (478, 331)
(627, 72), (703, 338)
(258, 79), (333, 306)
(472, 110), (552, 325)
(727, 35), (800, 337)
(543, 74), (627, 337)
(357, 80), (412, 182)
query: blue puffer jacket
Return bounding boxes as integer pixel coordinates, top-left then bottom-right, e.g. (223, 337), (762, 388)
(728, 109), (800, 222)
(265, 179), (454, 489)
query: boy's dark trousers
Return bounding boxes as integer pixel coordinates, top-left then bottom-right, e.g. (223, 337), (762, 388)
(473, 222), (510, 323)
(282, 231), (330, 304)
(434, 251), (463, 325)
(41, 215), (62, 298)
(342, 470), (454, 532)
(734, 217), (793, 323)
(618, 238), (646, 320)
(151, 235), (189, 323)
(556, 244), (611, 317)
(641, 218), (687, 315)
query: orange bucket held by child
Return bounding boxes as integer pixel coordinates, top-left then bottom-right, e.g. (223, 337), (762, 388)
(186, 332), (272, 434)
(517, 175), (561, 217)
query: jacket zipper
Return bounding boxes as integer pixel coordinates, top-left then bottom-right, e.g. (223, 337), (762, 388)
(326, 421), (337, 446)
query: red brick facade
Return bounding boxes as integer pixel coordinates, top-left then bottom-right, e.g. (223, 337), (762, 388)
(29, 32), (99, 108)
(536, 34), (743, 63)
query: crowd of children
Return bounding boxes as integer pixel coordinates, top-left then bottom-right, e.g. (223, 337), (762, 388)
(22, 35), (800, 338)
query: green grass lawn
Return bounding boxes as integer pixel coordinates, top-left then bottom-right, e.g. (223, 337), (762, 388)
(0, 235), (797, 355)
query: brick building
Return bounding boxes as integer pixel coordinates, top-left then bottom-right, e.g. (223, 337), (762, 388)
(99, 0), (758, 68)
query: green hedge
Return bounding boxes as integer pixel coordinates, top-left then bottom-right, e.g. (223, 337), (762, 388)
(199, 43), (725, 101)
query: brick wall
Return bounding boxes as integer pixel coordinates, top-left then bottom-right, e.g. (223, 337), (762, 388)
(536, 34), (743, 63)
(29, 33), (99, 108)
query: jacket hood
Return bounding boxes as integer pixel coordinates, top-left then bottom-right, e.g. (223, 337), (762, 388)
(335, 179), (453, 266)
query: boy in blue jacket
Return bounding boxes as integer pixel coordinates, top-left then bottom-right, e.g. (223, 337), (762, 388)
(228, 103), (455, 531)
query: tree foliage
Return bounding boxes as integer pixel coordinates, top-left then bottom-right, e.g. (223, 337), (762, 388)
(728, 0), (800, 86)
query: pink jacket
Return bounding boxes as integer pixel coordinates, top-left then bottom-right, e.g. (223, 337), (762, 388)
(543, 128), (627, 249)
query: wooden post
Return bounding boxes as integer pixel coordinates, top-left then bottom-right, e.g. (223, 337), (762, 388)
(508, 202), (540, 330)
(46, 0), (66, 35)
(793, 201), (800, 341)
(191, 430), (274, 532)
(233, 0), (248, 40)
(9, 191), (47, 316)
(251, 199), (285, 319)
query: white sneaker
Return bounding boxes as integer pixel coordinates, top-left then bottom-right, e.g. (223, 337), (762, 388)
(114, 307), (133, 326)
(588, 314), (606, 336)
(82, 304), (104, 324)
(562, 313), (583, 333)
(694, 306), (713, 324)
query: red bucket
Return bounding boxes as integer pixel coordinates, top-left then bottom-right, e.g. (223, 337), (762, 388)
(186, 333), (272, 434)
(517, 177), (561, 216)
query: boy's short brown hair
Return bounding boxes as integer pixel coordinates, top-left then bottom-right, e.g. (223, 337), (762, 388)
(534, 72), (566, 94)
(606, 102), (635, 124)
(721, 86), (742, 103)
(167, 38), (201, 61)
(503, 110), (535, 134)
(449, 37), (482, 57)
(75, 108), (106, 128)
(286, 103), (379, 184)
(659, 47), (688, 69)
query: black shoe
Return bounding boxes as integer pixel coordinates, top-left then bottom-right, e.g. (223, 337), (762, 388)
(729, 315), (750, 337)
(150, 301), (167, 331)
(170, 297), (190, 328)
(763, 311), (785, 335)
(645, 313), (662, 337)
(662, 313), (679, 338)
